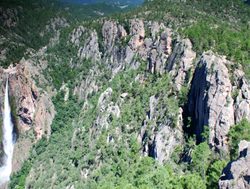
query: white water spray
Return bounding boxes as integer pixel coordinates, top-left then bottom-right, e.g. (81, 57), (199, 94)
(0, 78), (14, 185)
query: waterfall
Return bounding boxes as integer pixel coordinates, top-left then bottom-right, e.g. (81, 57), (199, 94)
(0, 78), (14, 185)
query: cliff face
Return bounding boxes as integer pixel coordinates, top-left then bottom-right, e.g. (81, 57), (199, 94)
(187, 52), (235, 151)
(186, 51), (250, 152)
(0, 57), (55, 172)
(1, 62), (54, 138)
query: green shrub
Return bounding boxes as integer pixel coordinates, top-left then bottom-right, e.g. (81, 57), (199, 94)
(206, 160), (227, 189)
(228, 118), (250, 160)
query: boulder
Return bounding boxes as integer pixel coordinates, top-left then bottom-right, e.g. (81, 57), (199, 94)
(219, 140), (250, 189)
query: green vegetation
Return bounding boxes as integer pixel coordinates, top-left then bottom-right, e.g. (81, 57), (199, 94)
(9, 160), (32, 189)
(0, 0), (65, 67)
(0, 0), (123, 68)
(10, 63), (227, 188)
(183, 22), (250, 76)
(10, 91), (82, 188)
(190, 142), (211, 179)
(206, 160), (227, 189)
(228, 118), (250, 160)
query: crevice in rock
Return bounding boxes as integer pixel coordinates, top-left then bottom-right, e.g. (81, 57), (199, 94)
(183, 62), (209, 144)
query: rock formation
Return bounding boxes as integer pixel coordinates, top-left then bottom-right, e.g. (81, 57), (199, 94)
(233, 69), (250, 123)
(0, 58), (55, 172)
(78, 31), (101, 62)
(187, 51), (234, 152)
(219, 140), (250, 189)
(168, 38), (196, 90)
(0, 60), (55, 138)
(138, 95), (183, 164)
(0, 12), (249, 186)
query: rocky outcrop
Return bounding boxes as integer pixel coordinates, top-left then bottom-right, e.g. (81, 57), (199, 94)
(187, 51), (234, 151)
(89, 87), (121, 145)
(78, 31), (101, 62)
(233, 69), (250, 123)
(146, 26), (172, 74)
(71, 20), (197, 164)
(102, 21), (120, 53)
(70, 19), (250, 159)
(0, 61), (55, 139)
(95, 88), (120, 130)
(73, 67), (99, 101)
(70, 26), (85, 47)
(43, 17), (69, 35)
(129, 19), (145, 50)
(139, 95), (183, 164)
(102, 20), (128, 75)
(40, 17), (69, 47)
(219, 140), (250, 189)
(70, 20), (176, 78)
(168, 38), (196, 90)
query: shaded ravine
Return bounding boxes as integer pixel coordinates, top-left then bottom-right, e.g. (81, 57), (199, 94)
(0, 78), (14, 186)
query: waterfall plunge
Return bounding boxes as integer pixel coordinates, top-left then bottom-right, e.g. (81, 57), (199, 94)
(0, 78), (14, 185)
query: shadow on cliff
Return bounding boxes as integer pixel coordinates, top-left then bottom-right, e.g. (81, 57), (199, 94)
(9, 94), (19, 144)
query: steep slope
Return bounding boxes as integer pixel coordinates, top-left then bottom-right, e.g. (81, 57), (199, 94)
(0, 0), (249, 189)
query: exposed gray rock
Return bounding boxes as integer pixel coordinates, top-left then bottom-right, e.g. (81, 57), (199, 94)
(70, 26), (85, 47)
(146, 27), (172, 74)
(219, 140), (250, 189)
(98, 87), (113, 113)
(60, 83), (70, 101)
(45, 17), (69, 33)
(118, 25), (127, 38)
(168, 38), (196, 90)
(129, 19), (145, 50)
(71, 20), (176, 76)
(233, 69), (250, 123)
(40, 17), (69, 38)
(101, 20), (128, 75)
(124, 46), (135, 65)
(154, 121), (183, 163)
(78, 31), (101, 62)
(149, 22), (161, 40)
(139, 95), (183, 164)
(49, 30), (60, 47)
(187, 51), (234, 151)
(102, 20), (119, 53)
(95, 88), (120, 129)
(73, 67), (99, 101)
